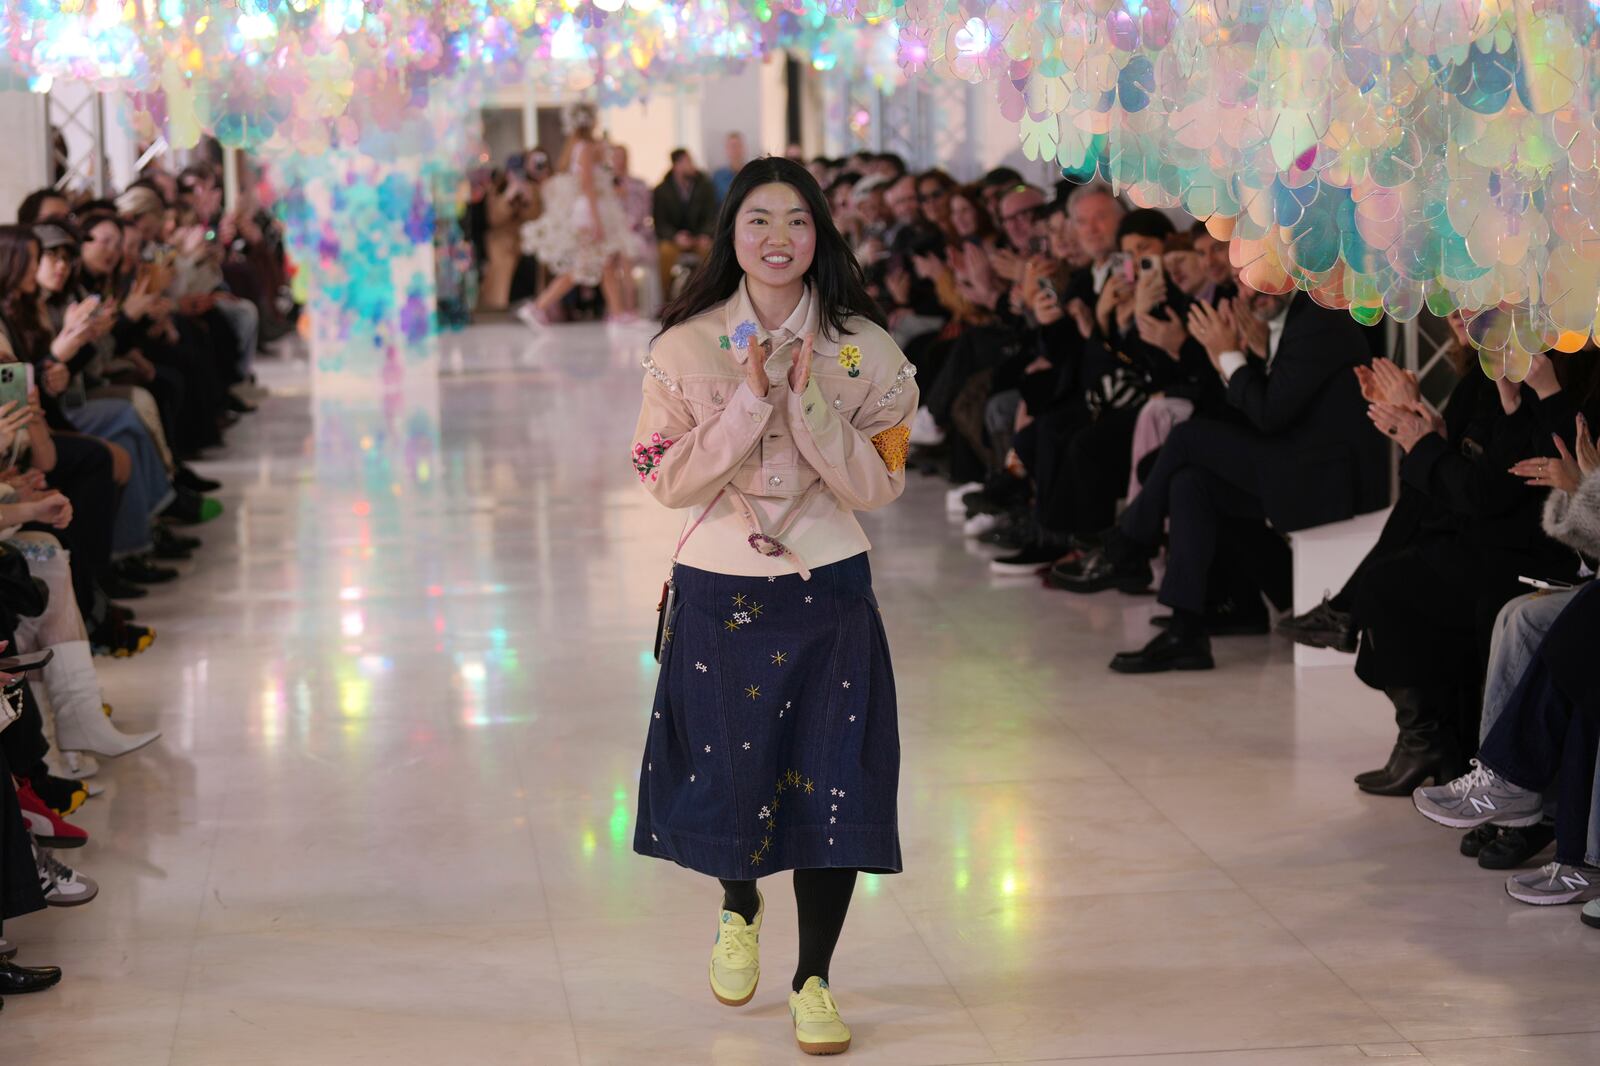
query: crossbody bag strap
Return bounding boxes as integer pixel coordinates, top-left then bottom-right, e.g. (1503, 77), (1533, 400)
(723, 482), (821, 581)
(670, 488), (727, 566)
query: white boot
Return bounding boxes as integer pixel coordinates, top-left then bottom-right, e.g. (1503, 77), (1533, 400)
(43, 641), (160, 758)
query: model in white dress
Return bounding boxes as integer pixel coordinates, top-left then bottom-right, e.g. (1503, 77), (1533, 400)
(517, 103), (633, 327)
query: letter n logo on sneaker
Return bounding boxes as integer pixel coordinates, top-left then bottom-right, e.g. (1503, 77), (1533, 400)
(1560, 870), (1591, 892)
(1469, 796), (1496, 815)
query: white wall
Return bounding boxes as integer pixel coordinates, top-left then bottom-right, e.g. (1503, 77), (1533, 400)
(0, 90), (49, 221)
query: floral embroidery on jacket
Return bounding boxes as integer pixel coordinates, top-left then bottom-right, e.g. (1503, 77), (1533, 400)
(731, 320), (759, 350)
(718, 335), (731, 350)
(632, 433), (674, 482)
(870, 424), (910, 473)
(838, 344), (862, 377)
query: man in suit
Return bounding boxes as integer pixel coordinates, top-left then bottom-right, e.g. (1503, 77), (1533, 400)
(1057, 287), (1389, 672)
(653, 148), (717, 294)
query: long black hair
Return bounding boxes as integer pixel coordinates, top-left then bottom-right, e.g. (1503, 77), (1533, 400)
(657, 156), (885, 342)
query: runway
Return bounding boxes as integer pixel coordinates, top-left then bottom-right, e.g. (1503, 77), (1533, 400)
(9, 321), (1598, 1065)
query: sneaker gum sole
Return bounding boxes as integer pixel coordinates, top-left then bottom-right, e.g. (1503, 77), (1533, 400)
(797, 1034), (851, 1056)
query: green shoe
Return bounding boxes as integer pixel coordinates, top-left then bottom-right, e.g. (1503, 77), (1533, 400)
(789, 976), (851, 1055)
(708, 891), (762, 1006)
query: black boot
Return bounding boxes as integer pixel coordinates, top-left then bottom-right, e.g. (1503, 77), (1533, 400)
(1356, 687), (1443, 795)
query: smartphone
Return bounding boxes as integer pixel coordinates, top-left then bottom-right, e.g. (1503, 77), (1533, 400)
(0, 649), (53, 673)
(1036, 275), (1056, 297)
(1139, 254), (1162, 274)
(0, 364), (28, 411)
(1518, 575), (1576, 591)
(1028, 235), (1049, 256)
(1107, 251), (1134, 284)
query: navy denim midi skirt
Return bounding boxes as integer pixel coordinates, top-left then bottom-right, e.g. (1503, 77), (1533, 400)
(634, 552), (903, 880)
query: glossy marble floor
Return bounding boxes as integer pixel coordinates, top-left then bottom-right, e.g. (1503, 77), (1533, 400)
(6, 321), (1598, 1065)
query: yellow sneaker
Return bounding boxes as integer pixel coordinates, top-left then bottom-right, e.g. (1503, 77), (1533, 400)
(789, 976), (852, 1055)
(708, 891), (762, 1006)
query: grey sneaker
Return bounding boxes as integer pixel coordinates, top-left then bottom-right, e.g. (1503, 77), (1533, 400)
(1583, 899), (1600, 929)
(1505, 862), (1600, 906)
(1412, 759), (1543, 829)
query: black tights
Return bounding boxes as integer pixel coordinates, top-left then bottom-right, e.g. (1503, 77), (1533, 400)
(720, 868), (859, 992)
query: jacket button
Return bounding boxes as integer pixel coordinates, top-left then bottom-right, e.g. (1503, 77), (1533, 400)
(833, 398), (843, 409)
(769, 475), (783, 487)
(751, 411), (762, 422)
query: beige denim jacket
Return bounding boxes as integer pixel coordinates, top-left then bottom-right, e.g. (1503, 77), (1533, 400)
(632, 281), (918, 577)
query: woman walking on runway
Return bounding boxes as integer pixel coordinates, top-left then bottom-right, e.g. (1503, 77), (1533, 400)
(630, 157), (918, 1056)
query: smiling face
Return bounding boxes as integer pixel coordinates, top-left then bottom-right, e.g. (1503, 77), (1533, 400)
(950, 193), (980, 238)
(734, 181), (816, 291)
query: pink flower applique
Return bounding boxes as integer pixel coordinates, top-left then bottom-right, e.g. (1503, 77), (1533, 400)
(632, 433), (675, 482)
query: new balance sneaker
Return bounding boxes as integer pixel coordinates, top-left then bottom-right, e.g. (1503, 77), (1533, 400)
(0, 939), (14, 960)
(789, 976), (851, 1056)
(1413, 760), (1543, 829)
(709, 890), (763, 1007)
(1505, 862), (1600, 906)
(14, 779), (87, 849)
(1583, 899), (1600, 929)
(34, 846), (98, 907)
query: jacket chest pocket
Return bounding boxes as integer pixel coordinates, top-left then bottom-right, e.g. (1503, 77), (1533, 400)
(810, 375), (878, 427)
(680, 377), (743, 426)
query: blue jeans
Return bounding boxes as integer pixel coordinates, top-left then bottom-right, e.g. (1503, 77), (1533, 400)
(1480, 589), (1581, 741)
(65, 399), (174, 558)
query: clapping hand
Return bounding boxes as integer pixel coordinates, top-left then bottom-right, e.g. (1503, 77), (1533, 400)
(1368, 401), (1434, 453)
(1513, 414), (1600, 491)
(0, 402), (30, 452)
(1135, 307), (1188, 360)
(790, 333), (815, 395)
(1355, 359), (1422, 407)
(1187, 299), (1242, 369)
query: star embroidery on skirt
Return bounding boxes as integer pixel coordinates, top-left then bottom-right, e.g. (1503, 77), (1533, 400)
(732, 593), (748, 607)
(828, 838), (834, 846)
(743, 741), (751, 750)
(653, 711), (661, 719)
(759, 806), (771, 819)
(704, 745), (712, 753)
(751, 851), (763, 866)
(831, 804), (837, 811)
(695, 662), (708, 672)
(829, 817), (836, 824)
(750, 603), (764, 618)
(690, 774), (696, 782)
(768, 576), (777, 583)
(849, 715), (856, 722)
(771, 651), (788, 665)
(767, 819), (776, 830)
(724, 619), (742, 633)
(802, 778), (815, 794)
(830, 788), (839, 796)
(745, 684), (761, 700)
(842, 680), (851, 689)
(804, 596), (813, 603)
(652, 833), (658, 842)
(838, 790), (846, 797)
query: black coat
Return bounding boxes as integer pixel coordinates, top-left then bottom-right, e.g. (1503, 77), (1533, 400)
(652, 173), (717, 241)
(1221, 294), (1388, 532)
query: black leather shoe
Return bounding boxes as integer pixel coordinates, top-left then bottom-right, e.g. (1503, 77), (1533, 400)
(1460, 824), (1499, 859)
(0, 960), (62, 995)
(1356, 750), (1441, 796)
(100, 576), (148, 601)
(174, 464), (222, 494)
(114, 557), (179, 585)
(1151, 599), (1270, 637)
(1049, 548), (1154, 594)
(1354, 744), (1403, 789)
(1276, 596), (1356, 652)
(1478, 822), (1556, 870)
(1109, 629), (1215, 674)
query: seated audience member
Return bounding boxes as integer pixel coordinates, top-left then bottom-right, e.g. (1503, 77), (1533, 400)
(1055, 285), (1389, 673)
(1409, 411), (1599, 869)
(1414, 574), (1600, 909)
(1287, 331), (1598, 792)
(916, 170), (960, 243)
(652, 148), (716, 293)
(16, 190), (70, 227)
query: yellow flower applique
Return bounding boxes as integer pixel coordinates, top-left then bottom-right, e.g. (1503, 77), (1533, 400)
(838, 345), (862, 378)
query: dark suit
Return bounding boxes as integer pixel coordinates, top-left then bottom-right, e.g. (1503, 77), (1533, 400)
(652, 172), (717, 241)
(1120, 293), (1387, 614)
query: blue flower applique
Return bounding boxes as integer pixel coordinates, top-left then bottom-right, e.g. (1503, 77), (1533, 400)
(731, 320), (759, 350)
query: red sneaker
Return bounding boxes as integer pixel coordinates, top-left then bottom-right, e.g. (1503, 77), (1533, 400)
(13, 778), (88, 849)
